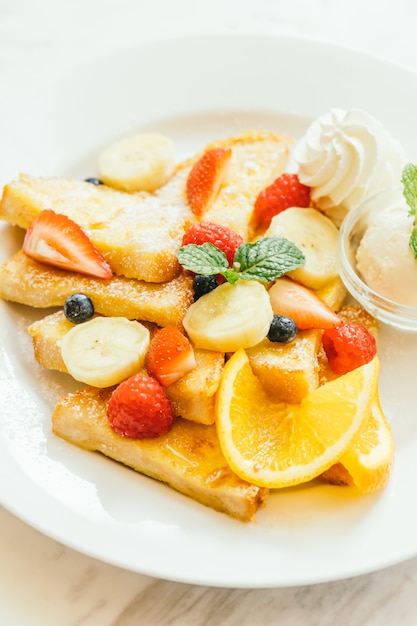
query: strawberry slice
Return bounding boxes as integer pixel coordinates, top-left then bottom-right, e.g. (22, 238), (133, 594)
(22, 209), (113, 279)
(146, 326), (197, 387)
(268, 277), (342, 330)
(186, 147), (232, 216)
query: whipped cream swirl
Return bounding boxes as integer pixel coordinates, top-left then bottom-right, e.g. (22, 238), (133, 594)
(294, 108), (405, 224)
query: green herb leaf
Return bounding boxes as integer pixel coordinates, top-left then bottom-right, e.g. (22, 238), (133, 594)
(402, 163), (417, 216)
(402, 163), (417, 259)
(176, 243), (230, 275)
(233, 237), (305, 282)
(410, 226), (417, 260)
(176, 236), (305, 285)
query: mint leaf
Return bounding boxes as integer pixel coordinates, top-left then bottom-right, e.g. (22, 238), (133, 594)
(176, 243), (230, 275)
(234, 237), (305, 282)
(176, 236), (305, 285)
(410, 226), (417, 260)
(402, 163), (417, 216)
(402, 163), (417, 260)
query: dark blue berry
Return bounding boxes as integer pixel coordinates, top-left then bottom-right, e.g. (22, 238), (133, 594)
(192, 274), (219, 301)
(84, 177), (104, 185)
(267, 314), (298, 343)
(64, 293), (95, 324)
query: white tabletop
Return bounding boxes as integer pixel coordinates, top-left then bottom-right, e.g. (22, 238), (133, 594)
(2, 1), (417, 624)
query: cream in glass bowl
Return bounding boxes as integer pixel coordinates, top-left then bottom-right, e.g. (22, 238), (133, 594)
(337, 186), (417, 331)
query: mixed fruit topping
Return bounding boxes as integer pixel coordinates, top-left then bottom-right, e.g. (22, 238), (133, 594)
(0, 110), (399, 520)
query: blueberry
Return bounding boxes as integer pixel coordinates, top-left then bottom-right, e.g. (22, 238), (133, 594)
(64, 293), (95, 324)
(267, 314), (298, 343)
(84, 177), (104, 185)
(192, 274), (218, 301)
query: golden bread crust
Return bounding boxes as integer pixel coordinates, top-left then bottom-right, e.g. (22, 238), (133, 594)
(0, 131), (291, 285)
(28, 310), (225, 426)
(0, 252), (194, 328)
(0, 174), (191, 282)
(52, 386), (268, 522)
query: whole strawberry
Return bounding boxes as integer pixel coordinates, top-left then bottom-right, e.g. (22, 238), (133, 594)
(322, 322), (377, 375)
(254, 173), (311, 227)
(107, 374), (175, 439)
(181, 221), (243, 266)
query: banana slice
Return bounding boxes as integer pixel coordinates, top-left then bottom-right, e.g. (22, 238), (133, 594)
(60, 317), (150, 387)
(97, 133), (175, 193)
(265, 207), (339, 289)
(183, 280), (273, 352)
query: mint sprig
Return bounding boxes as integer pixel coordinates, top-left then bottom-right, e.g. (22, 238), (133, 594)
(176, 236), (305, 285)
(401, 163), (417, 259)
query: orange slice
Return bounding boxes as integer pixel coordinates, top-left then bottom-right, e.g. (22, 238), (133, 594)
(337, 393), (394, 493)
(215, 348), (379, 488)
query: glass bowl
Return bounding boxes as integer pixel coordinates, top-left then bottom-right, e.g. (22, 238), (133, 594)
(338, 187), (417, 332)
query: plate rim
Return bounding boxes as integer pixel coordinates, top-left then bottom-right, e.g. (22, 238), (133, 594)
(1, 31), (417, 588)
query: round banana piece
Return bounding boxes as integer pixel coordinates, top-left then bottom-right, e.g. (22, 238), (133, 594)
(60, 316), (150, 387)
(265, 207), (339, 289)
(97, 133), (175, 193)
(183, 280), (274, 352)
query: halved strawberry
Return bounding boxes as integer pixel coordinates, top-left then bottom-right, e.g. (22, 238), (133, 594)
(22, 209), (113, 279)
(268, 277), (342, 330)
(186, 147), (232, 216)
(146, 326), (197, 386)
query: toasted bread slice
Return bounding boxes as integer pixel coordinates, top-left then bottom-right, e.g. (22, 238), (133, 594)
(164, 349), (224, 425)
(246, 330), (322, 403)
(316, 276), (348, 311)
(0, 252), (193, 328)
(0, 131), (290, 281)
(28, 310), (224, 425)
(1, 174), (191, 282)
(196, 131), (291, 240)
(320, 462), (354, 487)
(52, 386), (268, 522)
(29, 310), (73, 373)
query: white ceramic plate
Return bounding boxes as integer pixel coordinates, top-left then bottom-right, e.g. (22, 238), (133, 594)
(1, 34), (417, 588)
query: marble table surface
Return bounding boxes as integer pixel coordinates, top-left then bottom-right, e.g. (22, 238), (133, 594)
(2, 1), (417, 624)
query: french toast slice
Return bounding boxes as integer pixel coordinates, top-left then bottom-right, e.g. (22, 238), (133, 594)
(0, 252), (193, 328)
(28, 310), (224, 425)
(1, 174), (191, 282)
(244, 277), (347, 404)
(52, 386), (268, 522)
(190, 130), (291, 240)
(246, 330), (322, 403)
(0, 131), (291, 281)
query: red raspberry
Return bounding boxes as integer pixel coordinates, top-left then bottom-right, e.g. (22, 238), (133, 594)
(107, 374), (175, 439)
(322, 322), (377, 375)
(181, 221), (243, 266)
(254, 173), (311, 227)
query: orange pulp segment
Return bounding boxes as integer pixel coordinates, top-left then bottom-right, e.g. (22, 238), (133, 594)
(338, 393), (394, 493)
(215, 348), (380, 489)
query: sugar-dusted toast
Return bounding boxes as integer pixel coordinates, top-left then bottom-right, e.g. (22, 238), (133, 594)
(0, 252), (193, 328)
(184, 130), (291, 240)
(29, 310), (224, 425)
(246, 330), (322, 403)
(0, 131), (290, 282)
(1, 174), (190, 283)
(52, 386), (268, 522)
